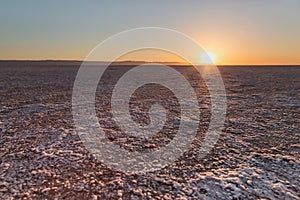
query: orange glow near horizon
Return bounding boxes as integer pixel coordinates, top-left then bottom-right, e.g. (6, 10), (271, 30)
(1, 29), (300, 65)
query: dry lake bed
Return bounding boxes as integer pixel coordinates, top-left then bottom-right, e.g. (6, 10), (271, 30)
(0, 61), (299, 199)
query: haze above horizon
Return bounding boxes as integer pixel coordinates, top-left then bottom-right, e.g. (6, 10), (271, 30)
(1, 0), (300, 65)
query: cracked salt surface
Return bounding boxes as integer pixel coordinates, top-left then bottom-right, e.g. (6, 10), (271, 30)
(0, 62), (299, 199)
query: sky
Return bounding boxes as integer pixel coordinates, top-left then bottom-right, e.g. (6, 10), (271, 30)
(0, 0), (300, 65)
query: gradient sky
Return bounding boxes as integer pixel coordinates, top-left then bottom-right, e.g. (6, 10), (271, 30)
(1, 0), (300, 64)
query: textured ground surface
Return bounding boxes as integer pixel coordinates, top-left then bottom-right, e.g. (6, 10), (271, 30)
(0, 61), (299, 199)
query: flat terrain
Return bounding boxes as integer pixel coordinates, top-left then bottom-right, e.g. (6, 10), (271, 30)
(0, 61), (299, 199)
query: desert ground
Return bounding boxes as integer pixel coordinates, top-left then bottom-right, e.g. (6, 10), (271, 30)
(0, 61), (299, 199)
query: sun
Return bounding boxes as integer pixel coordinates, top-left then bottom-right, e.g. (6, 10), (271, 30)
(201, 52), (217, 64)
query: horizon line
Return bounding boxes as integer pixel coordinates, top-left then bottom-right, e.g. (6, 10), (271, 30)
(0, 59), (300, 66)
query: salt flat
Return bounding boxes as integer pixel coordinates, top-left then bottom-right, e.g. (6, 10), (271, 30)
(0, 61), (299, 199)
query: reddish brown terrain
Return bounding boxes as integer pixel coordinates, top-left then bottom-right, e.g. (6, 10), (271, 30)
(0, 61), (299, 199)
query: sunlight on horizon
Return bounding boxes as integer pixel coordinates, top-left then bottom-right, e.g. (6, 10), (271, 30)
(201, 52), (217, 64)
